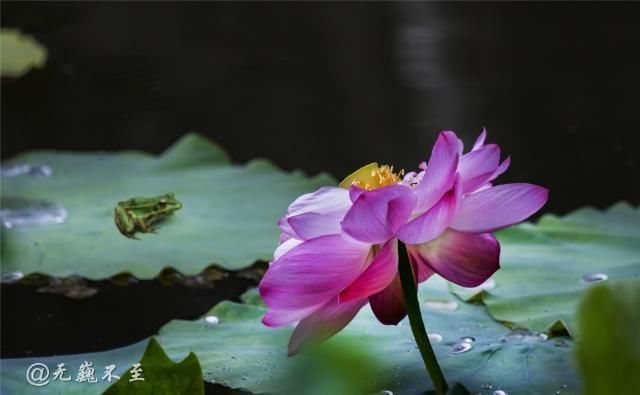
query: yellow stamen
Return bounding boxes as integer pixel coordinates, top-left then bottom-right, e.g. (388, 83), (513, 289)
(339, 162), (404, 190)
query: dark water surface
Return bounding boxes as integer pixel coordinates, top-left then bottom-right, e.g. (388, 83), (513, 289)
(2, 2), (639, 214)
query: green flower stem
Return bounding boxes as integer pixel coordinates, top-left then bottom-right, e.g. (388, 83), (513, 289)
(397, 242), (449, 395)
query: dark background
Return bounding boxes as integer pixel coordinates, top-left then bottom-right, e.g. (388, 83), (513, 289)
(1, 3), (639, 393)
(2, 2), (640, 214)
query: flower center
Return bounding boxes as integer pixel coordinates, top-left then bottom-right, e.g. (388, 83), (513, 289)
(339, 162), (404, 190)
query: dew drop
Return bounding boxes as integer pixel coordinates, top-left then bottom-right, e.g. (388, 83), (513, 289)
(1, 198), (68, 228)
(428, 333), (443, 342)
(449, 341), (472, 354)
(1, 163), (53, 178)
(1, 271), (24, 283)
(241, 375), (248, 381)
(460, 336), (475, 343)
(581, 273), (608, 284)
(205, 315), (220, 325)
(500, 329), (549, 343)
(378, 391), (394, 395)
(425, 299), (459, 311)
(494, 390), (508, 395)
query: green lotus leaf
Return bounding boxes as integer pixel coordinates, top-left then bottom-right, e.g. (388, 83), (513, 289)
(576, 279), (640, 395)
(0, 28), (47, 78)
(450, 202), (640, 336)
(1, 133), (334, 279)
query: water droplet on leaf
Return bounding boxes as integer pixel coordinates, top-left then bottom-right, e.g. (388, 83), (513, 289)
(428, 333), (443, 342)
(425, 299), (459, 311)
(205, 315), (220, 325)
(449, 341), (472, 354)
(460, 336), (475, 343)
(581, 273), (608, 283)
(494, 390), (508, 395)
(500, 329), (549, 343)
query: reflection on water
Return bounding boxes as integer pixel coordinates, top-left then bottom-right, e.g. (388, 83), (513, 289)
(1, 197), (68, 228)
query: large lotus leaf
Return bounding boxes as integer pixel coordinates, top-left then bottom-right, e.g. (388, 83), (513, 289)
(0, 277), (580, 395)
(575, 279), (640, 395)
(0, 28), (47, 78)
(450, 202), (640, 337)
(1, 133), (334, 279)
(157, 277), (579, 395)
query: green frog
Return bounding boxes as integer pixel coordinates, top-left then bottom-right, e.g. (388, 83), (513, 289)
(114, 193), (182, 239)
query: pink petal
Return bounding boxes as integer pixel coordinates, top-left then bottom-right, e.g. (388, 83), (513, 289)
(472, 128), (487, 151)
(488, 156), (511, 182)
(341, 184), (416, 244)
(456, 137), (464, 156)
(279, 232), (292, 244)
(458, 144), (500, 194)
(262, 302), (326, 327)
(398, 176), (461, 244)
(451, 183), (549, 233)
(412, 229), (500, 287)
(368, 246), (434, 325)
(348, 184), (367, 203)
(369, 273), (406, 325)
(280, 187), (351, 238)
(339, 239), (398, 302)
(278, 216), (297, 238)
(288, 296), (367, 356)
(472, 182), (493, 193)
(414, 131), (460, 212)
(259, 235), (370, 310)
(287, 212), (341, 240)
(406, 246), (436, 282)
(288, 186), (351, 215)
(273, 237), (303, 260)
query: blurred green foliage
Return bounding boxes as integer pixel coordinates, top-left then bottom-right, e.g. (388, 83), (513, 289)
(104, 338), (203, 395)
(576, 280), (640, 395)
(0, 28), (47, 78)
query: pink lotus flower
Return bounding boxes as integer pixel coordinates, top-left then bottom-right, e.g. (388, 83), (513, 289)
(259, 129), (548, 355)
